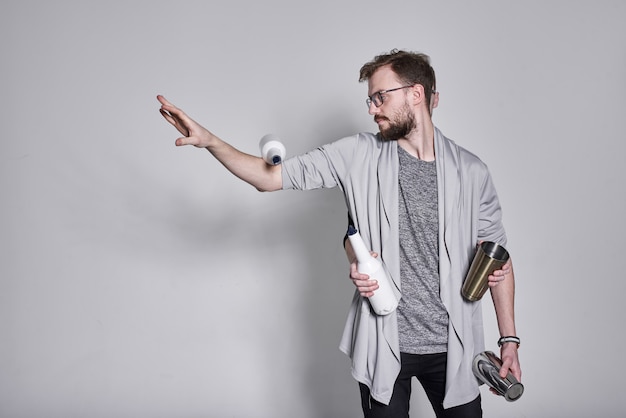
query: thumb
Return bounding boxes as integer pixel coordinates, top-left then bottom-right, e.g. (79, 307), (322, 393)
(499, 357), (512, 379)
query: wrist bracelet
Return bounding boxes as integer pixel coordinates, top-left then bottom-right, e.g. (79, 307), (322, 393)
(497, 336), (520, 348)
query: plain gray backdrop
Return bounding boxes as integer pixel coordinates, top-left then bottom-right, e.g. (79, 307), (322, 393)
(1, 1), (625, 417)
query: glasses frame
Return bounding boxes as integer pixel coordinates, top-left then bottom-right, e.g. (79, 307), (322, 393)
(366, 85), (415, 108)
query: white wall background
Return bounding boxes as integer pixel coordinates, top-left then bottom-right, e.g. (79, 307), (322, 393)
(1, 1), (624, 417)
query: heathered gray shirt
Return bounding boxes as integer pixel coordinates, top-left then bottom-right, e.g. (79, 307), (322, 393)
(397, 146), (448, 354)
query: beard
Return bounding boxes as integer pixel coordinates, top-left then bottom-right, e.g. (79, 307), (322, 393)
(376, 103), (416, 141)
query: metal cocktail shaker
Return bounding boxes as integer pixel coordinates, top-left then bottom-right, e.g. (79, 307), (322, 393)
(462, 241), (509, 301)
(472, 351), (524, 402)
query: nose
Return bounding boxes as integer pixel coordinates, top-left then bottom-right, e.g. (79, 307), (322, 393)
(368, 101), (379, 116)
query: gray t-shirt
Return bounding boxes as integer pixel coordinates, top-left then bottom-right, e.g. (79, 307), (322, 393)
(397, 146), (449, 354)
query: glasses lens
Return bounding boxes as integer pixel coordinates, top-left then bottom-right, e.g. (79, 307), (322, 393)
(373, 92), (383, 107)
(366, 93), (383, 108)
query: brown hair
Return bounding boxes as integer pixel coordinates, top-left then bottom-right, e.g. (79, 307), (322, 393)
(359, 49), (437, 110)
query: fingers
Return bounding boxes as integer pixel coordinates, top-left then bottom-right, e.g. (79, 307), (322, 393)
(501, 259), (512, 274)
(157, 95), (181, 120)
(493, 261), (511, 276)
(488, 273), (505, 287)
(157, 95), (195, 140)
(487, 268), (506, 286)
(499, 357), (521, 381)
(175, 136), (191, 147)
(157, 95), (184, 121)
(159, 108), (176, 126)
(349, 264), (378, 297)
(158, 102), (185, 125)
(156, 94), (170, 106)
(157, 96), (182, 126)
(499, 358), (512, 379)
(500, 346), (522, 381)
(487, 259), (512, 287)
(354, 280), (378, 297)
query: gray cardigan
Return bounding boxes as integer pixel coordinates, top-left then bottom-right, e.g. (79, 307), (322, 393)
(281, 127), (507, 408)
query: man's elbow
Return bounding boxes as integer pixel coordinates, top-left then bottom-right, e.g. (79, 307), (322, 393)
(255, 186), (276, 192)
(254, 179), (282, 192)
(255, 170), (283, 192)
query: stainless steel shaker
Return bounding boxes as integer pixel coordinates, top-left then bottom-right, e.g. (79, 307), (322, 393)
(472, 351), (524, 402)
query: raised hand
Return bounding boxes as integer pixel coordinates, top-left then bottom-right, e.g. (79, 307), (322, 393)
(157, 95), (216, 148)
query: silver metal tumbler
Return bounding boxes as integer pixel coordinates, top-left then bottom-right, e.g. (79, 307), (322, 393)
(462, 241), (509, 301)
(472, 351), (524, 402)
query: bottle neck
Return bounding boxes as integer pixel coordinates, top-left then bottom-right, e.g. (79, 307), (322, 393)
(347, 231), (371, 263)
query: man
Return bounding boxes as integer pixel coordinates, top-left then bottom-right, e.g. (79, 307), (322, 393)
(158, 49), (521, 418)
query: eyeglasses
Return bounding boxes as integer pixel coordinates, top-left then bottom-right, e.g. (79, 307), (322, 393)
(366, 85), (414, 108)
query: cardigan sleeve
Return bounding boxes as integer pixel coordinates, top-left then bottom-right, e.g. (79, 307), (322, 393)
(477, 168), (507, 247)
(281, 135), (359, 191)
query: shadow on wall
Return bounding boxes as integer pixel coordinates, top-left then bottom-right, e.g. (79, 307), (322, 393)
(155, 105), (367, 416)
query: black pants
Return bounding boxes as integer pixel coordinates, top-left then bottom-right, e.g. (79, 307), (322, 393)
(359, 352), (482, 418)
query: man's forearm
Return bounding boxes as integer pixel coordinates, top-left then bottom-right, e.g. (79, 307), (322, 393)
(489, 261), (521, 379)
(205, 137), (282, 192)
(489, 262), (517, 337)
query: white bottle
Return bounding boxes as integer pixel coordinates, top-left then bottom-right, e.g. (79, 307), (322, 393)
(347, 226), (398, 315)
(259, 134), (286, 165)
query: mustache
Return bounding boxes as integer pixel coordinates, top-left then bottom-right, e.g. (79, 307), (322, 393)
(374, 116), (389, 123)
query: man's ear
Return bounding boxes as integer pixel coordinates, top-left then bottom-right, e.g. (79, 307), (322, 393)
(431, 90), (440, 110)
(411, 84), (426, 106)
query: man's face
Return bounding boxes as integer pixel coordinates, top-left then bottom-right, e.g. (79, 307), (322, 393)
(367, 66), (416, 141)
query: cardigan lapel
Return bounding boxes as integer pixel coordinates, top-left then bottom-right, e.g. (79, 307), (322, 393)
(435, 127), (461, 304)
(377, 139), (401, 292)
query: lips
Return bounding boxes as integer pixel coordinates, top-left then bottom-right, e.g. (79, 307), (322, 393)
(374, 116), (388, 124)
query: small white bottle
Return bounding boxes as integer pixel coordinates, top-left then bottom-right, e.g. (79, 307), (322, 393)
(347, 226), (398, 315)
(259, 134), (286, 165)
